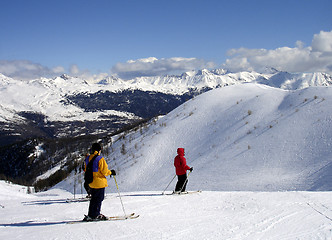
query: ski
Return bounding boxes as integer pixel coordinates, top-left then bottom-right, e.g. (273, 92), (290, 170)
(67, 213), (139, 224)
(66, 196), (109, 203)
(177, 190), (202, 195)
(109, 213), (139, 220)
(165, 190), (202, 195)
(66, 198), (90, 203)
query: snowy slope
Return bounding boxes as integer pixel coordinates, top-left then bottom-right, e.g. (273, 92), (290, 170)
(55, 83), (332, 192)
(0, 181), (331, 239)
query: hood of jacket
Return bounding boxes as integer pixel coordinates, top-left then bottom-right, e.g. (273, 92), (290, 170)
(177, 148), (185, 156)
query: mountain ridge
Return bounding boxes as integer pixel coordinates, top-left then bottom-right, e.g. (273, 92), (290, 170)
(1, 69), (332, 125)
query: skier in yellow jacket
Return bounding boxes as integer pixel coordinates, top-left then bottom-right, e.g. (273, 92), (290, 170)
(83, 143), (116, 221)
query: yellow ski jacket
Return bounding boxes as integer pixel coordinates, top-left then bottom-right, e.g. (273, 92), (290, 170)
(84, 151), (112, 189)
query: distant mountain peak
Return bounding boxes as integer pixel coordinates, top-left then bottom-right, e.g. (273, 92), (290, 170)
(98, 75), (121, 85)
(264, 66), (280, 74)
(211, 68), (228, 75)
(60, 74), (70, 80)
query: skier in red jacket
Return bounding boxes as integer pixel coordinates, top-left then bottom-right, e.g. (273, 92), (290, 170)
(174, 148), (193, 193)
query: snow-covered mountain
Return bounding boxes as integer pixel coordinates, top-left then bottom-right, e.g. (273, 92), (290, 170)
(1, 69), (332, 188)
(1, 80), (332, 239)
(1, 69), (332, 124)
(106, 69), (332, 93)
(57, 83), (332, 192)
(0, 73), (192, 146)
(262, 71), (332, 90)
(102, 69), (332, 94)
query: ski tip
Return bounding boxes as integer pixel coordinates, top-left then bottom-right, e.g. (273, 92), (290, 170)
(128, 213), (139, 219)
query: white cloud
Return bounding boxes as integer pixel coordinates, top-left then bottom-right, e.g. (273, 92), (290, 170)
(52, 66), (65, 74)
(222, 30), (332, 74)
(3, 30), (331, 82)
(0, 60), (65, 80)
(312, 30), (332, 52)
(111, 57), (216, 79)
(67, 64), (109, 83)
(69, 64), (80, 75)
(0, 61), (108, 83)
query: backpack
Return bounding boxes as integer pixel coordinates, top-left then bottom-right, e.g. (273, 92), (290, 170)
(84, 155), (98, 184)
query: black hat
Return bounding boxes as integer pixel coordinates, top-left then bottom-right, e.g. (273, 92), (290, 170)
(91, 143), (102, 152)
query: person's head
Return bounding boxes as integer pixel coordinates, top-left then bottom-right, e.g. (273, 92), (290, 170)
(91, 143), (102, 153)
(177, 148), (185, 156)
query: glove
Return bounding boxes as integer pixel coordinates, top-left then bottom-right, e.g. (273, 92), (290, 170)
(189, 167), (193, 172)
(111, 169), (116, 176)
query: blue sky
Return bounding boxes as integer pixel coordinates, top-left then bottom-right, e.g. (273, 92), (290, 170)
(1, 0), (332, 80)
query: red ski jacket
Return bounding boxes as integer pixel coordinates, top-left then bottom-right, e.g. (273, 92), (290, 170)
(174, 148), (191, 175)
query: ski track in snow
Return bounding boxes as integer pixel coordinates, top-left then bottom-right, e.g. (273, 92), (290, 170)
(0, 183), (331, 240)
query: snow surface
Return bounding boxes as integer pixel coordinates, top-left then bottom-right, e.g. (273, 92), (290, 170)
(0, 181), (331, 240)
(1, 83), (332, 239)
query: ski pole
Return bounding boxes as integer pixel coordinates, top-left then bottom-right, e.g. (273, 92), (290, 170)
(179, 170), (192, 193)
(74, 178), (76, 199)
(81, 181), (83, 198)
(113, 176), (127, 216)
(162, 174), (177, 195)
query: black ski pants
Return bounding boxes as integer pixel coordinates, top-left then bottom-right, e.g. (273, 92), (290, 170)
(88, 187), (105, 218)
(175, 174), (188, 192)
